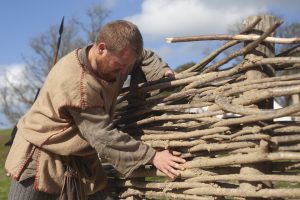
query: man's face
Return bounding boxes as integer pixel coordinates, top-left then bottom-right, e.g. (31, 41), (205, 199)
(95, 43), (137, 82)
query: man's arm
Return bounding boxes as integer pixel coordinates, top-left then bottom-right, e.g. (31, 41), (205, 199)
(133, 49), (174, 82)
(69, 107), (185, 179)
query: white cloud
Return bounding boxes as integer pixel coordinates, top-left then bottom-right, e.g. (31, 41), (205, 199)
(0, 64), (30, 112)
(125, 0), (268, 40)
(0, 64), (27, 128)
(102, 0), (118, 10)
(0, 64), (27, 87)
(157, 42), (205, 62)
(156, 41), (221, 68)
(123, 0), (300, 68)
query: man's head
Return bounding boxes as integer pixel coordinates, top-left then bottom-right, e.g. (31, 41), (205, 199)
(92, 20), (143, 82)
(96, 20), (143, 58)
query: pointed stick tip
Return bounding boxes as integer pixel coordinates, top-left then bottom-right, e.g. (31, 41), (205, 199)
(59, 16), (65, 34)
(166, 38), (173, 43)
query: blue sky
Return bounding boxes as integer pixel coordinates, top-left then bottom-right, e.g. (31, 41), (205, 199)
(1, 0), (300, 69)
(1, 0), (300, 128)
(0, 0), (140, 66)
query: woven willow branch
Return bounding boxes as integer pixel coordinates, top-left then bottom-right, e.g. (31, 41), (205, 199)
(185, 174), (300, 183)
(183, 187), (300, 198)
(184, 152), (300, 169)
(112, 16), (300, 200)
(166, 34), (300, 44)
(120, 188), (215, 200)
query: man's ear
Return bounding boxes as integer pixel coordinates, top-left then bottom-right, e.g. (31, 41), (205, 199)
(97, 42), (106, 54)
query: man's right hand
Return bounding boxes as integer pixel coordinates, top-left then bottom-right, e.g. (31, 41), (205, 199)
(150, 150), (186, 180)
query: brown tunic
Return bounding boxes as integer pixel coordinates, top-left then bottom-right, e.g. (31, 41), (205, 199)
(5, 45), (171, 195)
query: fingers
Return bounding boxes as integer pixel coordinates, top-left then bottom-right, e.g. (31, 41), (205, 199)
(169, 160), (185, 171)
(161, 168), (175, 180)
(171, 155), (186, 165)
(169, 151), (186, 165)
(161, 166), (180, 180)
(171, 150), (181, 156)
(166, 150), (186, 171)
(165, 155), (186, 179)
(164, 69), (175, 78)
(167, 166), (181, 179)
(152, 150), (186, 179)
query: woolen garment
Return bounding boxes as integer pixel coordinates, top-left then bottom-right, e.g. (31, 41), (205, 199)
(5, 45), (171, 195)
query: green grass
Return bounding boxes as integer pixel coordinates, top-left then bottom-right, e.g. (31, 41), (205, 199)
(1, 129), (299, 200)
(0, 129), (12, 200)
(274, 181), (300, 189)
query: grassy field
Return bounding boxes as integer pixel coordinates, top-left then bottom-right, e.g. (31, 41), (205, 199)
(0, 129), (11, 200)
(0, 129), (299, 200)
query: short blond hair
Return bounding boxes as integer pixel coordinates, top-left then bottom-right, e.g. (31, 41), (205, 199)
(96, 20), (143, 57)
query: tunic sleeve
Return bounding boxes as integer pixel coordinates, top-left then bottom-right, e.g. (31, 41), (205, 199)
(135, 49), (171, 82)
(68, 107), (156, 177)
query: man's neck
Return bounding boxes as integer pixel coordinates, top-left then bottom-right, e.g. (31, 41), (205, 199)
(86, 45), (113, 82)
(87, 45), (97, 71)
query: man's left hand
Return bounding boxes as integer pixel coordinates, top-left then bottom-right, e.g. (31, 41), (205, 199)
(164, 69), (175, 78)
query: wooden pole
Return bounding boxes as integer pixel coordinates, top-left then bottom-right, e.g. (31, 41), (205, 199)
(240, 15), (281, 200)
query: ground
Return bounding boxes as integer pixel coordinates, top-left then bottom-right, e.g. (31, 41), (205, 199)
(0, 129), (11, 199)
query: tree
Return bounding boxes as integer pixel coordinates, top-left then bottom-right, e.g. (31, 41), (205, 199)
(277, 22), (300, 55)
(0, 4), (109, 125)
(276, 22), (300, 110)
(174, 62), (196, 73)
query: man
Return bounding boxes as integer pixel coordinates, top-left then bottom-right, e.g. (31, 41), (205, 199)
(5, 20), (185, 200)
